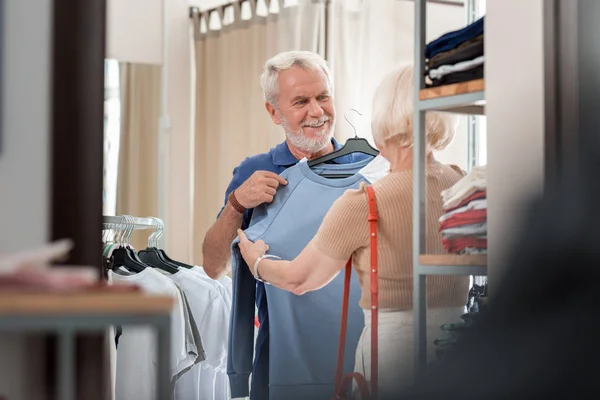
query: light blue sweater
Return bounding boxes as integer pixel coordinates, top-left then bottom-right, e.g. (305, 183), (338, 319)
(230, 158), (370, 400)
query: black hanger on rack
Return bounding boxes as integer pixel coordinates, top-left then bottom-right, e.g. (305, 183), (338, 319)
(157, 248), (194, 269)
(307, 109), (379, 176)
(136, 217), (180, 274)
(138, 248), (180, 274)
(110, 216), (147, 273)
(140, 217), (194, 270)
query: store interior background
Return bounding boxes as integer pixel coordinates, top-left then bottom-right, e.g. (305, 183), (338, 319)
(0, 0), (548, 398)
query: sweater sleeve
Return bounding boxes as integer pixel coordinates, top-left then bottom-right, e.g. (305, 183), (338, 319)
(312, 184), (370, 261)
(227, 238), (255, 397)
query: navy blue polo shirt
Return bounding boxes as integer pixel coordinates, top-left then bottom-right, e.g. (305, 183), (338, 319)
(222, 138), (370, 399)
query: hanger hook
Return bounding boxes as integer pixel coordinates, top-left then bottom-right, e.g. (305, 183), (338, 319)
(128, 215), (136, 246)
(344, 108), (362, 138)
(148, 217), (160, 248)
(155, 218), (165, 248)
(125, 215), (134, 247)
(147, 217), (155, 248)
(117, 216), (127, 246)
(122, 215), (130, 247)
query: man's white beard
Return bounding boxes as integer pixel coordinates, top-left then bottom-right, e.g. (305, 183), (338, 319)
(280, 114), (334, 154)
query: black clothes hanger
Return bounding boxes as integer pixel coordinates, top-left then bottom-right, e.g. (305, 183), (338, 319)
(138, 248), (180, 274)
(109, 216), (147, 273)
(308, 109), (379, 171)
(140, 217), (193, 270)
(111, 246), (146, 273)
(157, 248), (194, 269)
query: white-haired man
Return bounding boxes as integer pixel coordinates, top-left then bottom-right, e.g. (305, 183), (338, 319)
(202, 51), (368, 277)
(201, 51), (369, 399)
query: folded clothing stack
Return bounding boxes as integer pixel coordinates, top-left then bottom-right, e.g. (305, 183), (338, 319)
(424, 16), (484, 87)
(439, 165), (487, 255)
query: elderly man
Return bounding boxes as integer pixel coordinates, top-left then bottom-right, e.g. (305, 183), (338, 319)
(201, 51), (368, 399)
(202, 50), (367, 277)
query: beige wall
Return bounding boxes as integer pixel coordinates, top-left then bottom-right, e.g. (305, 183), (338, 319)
(486, 0), (546, 287)
(163, 0), (195, 262)
(106, 0), (163, 64)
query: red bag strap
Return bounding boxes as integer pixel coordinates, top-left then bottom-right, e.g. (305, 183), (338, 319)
(366, 185), (379, 399)
(334, 259), (353, 397)
(333, 185), (379, 399)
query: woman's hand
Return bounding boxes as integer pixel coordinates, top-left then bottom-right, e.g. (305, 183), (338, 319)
(237, 229), (270, 273)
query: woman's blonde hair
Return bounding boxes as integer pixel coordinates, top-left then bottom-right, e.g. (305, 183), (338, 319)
(371, 64), (457, 151)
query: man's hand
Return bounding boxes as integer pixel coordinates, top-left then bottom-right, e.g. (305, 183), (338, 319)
(235, 171), (288, 209)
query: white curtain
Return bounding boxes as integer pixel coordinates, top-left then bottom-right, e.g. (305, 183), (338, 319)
(192, 0), (326, 264)
(328, 0), (469, 168)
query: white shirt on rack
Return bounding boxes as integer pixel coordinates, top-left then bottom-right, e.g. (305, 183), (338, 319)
(191, 265), (232, 309)
(191, 266), (232, 400)
(109, 267), (201, 400)
(170, 268), (230, 400)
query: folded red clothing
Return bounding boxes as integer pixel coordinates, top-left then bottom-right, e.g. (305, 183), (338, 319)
(444, 190), (486, 212)
(442, 237), (487, 253)
(439, 209), (487, 230)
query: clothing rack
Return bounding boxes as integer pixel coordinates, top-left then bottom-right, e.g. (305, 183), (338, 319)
(188, 0), (463, 17)
(103, 215), (159, 230)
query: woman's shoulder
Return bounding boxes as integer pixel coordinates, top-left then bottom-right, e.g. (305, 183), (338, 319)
(440, 163), (467, 177)
(336, 182), (370, 209)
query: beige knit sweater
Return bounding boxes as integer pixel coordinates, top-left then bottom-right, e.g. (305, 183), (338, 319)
(313, 164), (469, 310)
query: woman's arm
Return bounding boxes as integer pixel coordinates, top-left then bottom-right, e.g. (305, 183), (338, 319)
(236, 186), (368, 295)
(237, 230), (347, 295)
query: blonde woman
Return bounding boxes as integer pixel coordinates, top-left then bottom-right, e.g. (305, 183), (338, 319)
(237, 64), (469, 396)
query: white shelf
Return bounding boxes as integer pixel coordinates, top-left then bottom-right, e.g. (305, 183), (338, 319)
(417, 79), (485, 115)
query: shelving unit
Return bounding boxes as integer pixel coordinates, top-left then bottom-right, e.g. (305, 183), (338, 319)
(412, 0), (488, 370)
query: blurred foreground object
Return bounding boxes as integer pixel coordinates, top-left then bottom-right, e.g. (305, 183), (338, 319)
(0, 239), (138, 292)
(394, 155), (600, 398)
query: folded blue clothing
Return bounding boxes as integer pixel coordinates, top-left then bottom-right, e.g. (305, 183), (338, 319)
(425, 16), (485, 59)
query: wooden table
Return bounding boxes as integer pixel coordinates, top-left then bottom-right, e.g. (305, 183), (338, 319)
(0, 290), (174, 400)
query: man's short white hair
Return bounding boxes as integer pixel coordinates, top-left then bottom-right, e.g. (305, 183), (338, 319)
(260, 51), (333, 107)
(371, 64), (457, 151)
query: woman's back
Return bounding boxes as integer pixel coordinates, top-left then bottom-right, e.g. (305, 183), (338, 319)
(314, 163), (469, 310)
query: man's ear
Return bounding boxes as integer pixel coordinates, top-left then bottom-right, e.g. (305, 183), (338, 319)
(266, 103), (281, 125)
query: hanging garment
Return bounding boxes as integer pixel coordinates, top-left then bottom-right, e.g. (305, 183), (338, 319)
(186, 265), (232, 308)
(170, 268), (230, 400)
(358, 154), (391, 184)
(190, 265), (232, 400)
(229, 158), (372, 400)
(220, 139), (371, 400)
(109, 268), (205, 400)
(425, 16), (485, 59)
